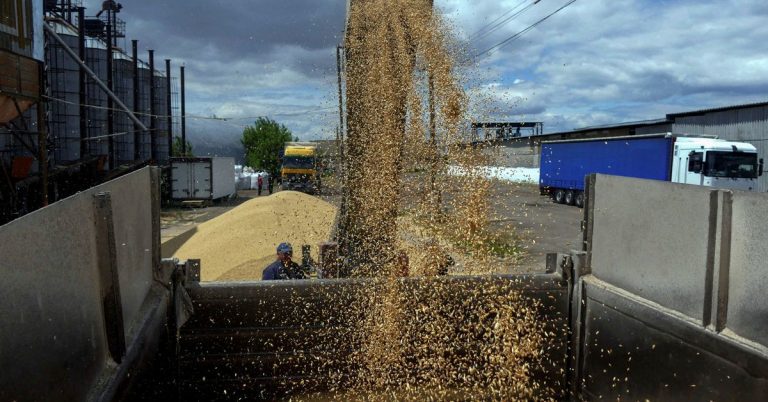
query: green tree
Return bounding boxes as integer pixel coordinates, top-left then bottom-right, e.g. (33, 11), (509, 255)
(241, 117), (297, 178)
(171, 136), (194, 157)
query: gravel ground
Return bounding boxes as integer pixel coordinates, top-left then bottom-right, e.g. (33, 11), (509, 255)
(486, 181), (583, 273)
(161, 190), (269, 244)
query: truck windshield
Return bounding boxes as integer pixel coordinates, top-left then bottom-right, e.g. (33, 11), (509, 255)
(705, 152), (758, 178)
(283, 156), (314, 169)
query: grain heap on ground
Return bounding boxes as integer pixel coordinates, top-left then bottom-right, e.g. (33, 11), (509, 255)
(172, 191), (336, 281)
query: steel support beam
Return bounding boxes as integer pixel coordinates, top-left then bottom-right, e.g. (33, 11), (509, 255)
(78, 7), (87, 159)
(180, 65), (186, 156)
(106, 23), (115, 167)
(148, 50), (156, 162)
(165, 59), (172, 159)
(132, 40), (140, 161)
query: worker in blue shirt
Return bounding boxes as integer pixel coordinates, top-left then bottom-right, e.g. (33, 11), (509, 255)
(262, 243), (307, 280)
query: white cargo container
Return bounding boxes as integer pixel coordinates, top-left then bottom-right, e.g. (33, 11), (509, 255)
(170, 157), (236, 201)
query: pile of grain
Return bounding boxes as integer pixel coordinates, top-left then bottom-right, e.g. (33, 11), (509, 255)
(172, 191), (336, 281)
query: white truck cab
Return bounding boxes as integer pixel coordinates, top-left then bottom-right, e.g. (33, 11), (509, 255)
(672, 136), (763, 192)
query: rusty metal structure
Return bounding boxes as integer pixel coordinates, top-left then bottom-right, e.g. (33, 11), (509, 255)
(1, 0), (46, 221)
(0, 0), (180, 224)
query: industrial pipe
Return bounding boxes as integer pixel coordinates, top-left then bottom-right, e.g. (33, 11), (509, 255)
(43, 22), (148, 133)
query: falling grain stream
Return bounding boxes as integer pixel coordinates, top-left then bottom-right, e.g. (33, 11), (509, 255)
(159, 1), (564, 400)
(313, 0), (560, 399)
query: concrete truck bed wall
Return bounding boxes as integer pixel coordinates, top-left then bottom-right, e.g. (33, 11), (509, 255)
(3, 168), (767, 401)
(178, 274), (571, 401)
(171, 174), (768, 401)
(576, 174), (768, 400)
(0, 168), (167, 402)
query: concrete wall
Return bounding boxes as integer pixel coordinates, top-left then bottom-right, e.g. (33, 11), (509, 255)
(587, 175), (714, 321)
(727, 191), (768, 346)
(488, 138), (539, 168)
(586, 174), (768, 342)
(587, 174), (768, 342)
(106, 169), (157, 345)
(0, 177), (109, 401)
(578, 174), (768, 400)
(0, 167), (160, 401)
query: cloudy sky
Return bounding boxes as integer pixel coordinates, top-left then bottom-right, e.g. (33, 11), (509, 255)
(83, 0), (768, 154)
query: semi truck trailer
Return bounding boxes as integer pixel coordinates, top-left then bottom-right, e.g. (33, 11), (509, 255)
(170, 157), (236, 202)
(540, 133), (764, 207)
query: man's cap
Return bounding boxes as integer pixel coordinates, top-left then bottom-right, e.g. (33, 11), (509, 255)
(277, 242), (293, 255)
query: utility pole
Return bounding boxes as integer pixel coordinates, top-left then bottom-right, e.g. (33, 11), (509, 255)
(78, 7), (87, 160)
(132, 40), (140, 160)
(180, 65), (186, 156)
(148, 49), (156, 161)
(427, 0), (441, 211)
(336, 45), (345, 172)
(165, 59), (172, 160)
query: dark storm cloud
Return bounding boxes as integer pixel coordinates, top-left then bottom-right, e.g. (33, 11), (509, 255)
(75, 0), (768, 147)
(85, 0), (346, 76)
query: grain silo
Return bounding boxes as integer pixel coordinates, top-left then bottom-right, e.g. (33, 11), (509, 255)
(112, 49), (134, 165)
(85, 36), (109, 167)
(154, 69), (169, 163)
(136, 59), (152, 160)
(45, 21), (80, 163)
(2, 0), (182, 223)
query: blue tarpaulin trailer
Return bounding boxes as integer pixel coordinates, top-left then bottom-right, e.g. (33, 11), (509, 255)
(539, 133), (761, 207)
(540, 135), (673, 191)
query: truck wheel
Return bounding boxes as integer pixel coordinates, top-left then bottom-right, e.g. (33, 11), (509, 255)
(565, 190), (575, 205)
(575, 191), (584, 208)
(553, 189), (566, 204)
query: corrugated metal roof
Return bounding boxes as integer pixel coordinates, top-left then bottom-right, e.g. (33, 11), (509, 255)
(666, 101), (768, 119)
(536, 118), (669, 138)
(535, 101), (768, 139)
(576, 118), (669, 132)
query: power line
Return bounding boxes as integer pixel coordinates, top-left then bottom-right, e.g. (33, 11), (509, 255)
(474, 0), (578, 59)
(78, 128), (162, 142)
(42, 95), (175, 120)
(469, 0), (530, 40)
(471, 0), (541, 43)
(41, 95), (336, 122)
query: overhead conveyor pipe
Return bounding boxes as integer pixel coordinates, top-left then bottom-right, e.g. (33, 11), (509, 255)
(43, 22), (149, 133)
